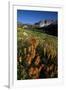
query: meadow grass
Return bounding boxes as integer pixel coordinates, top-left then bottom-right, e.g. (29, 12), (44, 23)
(17, 27), (58, 79)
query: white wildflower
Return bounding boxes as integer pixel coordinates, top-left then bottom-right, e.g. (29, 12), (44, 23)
(23, 32), (28, 36)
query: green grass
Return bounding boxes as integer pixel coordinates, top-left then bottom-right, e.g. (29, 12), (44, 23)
(17, 28), (57, 49)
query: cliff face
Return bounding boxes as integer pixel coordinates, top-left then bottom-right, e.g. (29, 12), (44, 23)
(34, 20), (57, 28)
(39, 20), (53, 27)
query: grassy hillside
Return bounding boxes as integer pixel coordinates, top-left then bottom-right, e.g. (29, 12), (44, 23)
(17, 27), (58, 80)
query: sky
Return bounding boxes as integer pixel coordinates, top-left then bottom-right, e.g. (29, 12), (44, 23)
(17, 10), (58, 25)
